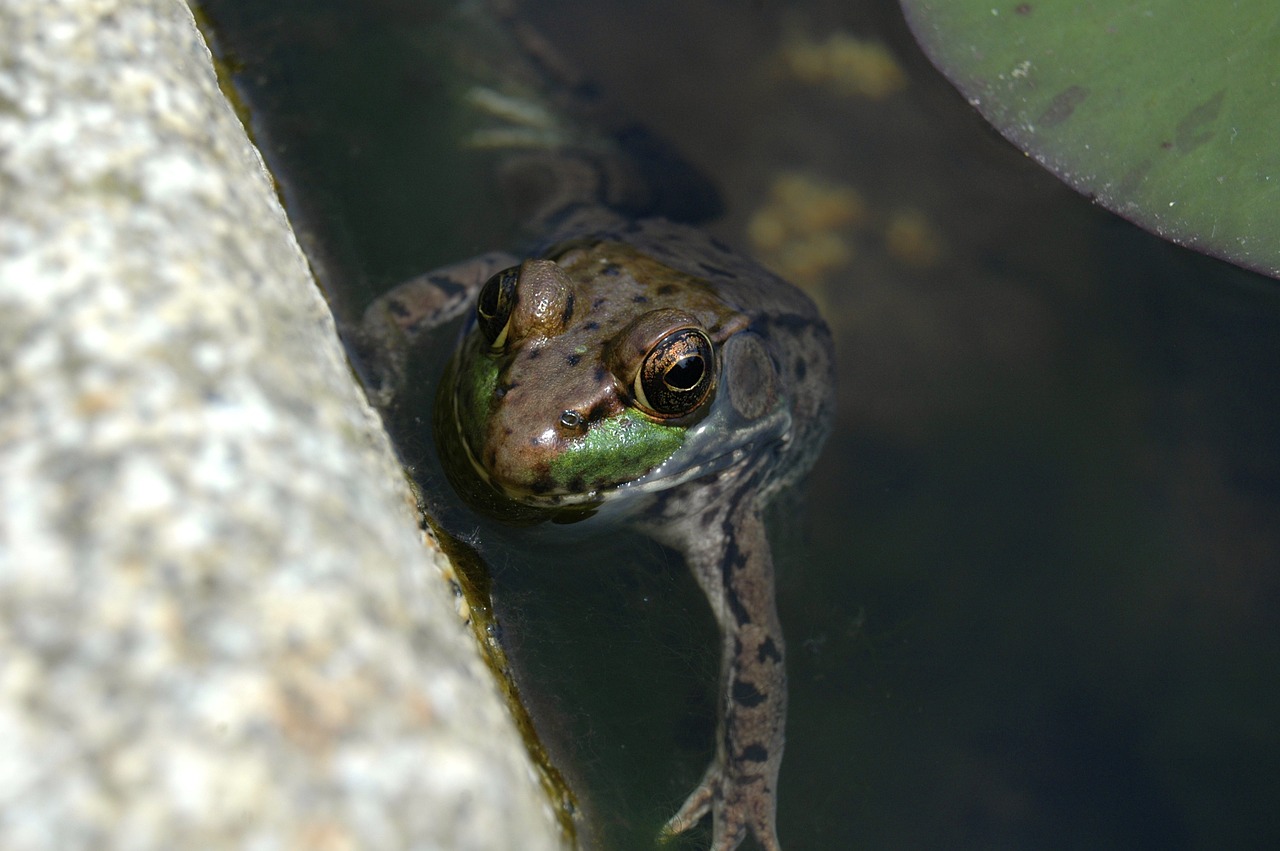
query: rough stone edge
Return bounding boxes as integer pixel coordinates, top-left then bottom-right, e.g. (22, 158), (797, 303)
(0, 0), (565, 848)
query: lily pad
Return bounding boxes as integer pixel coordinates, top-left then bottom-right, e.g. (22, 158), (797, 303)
(901, 0), (1280, 279)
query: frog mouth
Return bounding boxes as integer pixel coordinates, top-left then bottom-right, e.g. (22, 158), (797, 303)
(630, 401), (792, 488)
(451, 399), (790, 512)
(624, 439), (766, 496)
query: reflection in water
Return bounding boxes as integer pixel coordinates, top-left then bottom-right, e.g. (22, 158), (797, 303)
(202, 1), (1280, 848)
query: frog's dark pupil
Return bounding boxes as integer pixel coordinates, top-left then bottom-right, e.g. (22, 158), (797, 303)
(477, 267), (520, 345)
(478, 273), (504, 318)
(637, 326), (713, 418)
(479, 285), (497, 318)
(666, 355), (704, 391)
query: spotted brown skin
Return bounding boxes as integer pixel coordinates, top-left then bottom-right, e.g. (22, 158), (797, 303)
(360, 209), (833, 851)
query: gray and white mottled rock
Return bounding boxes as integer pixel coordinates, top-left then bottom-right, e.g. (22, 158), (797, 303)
(0, 1), (565, 848)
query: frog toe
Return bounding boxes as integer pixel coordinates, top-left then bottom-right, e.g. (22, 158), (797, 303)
(464, 86), (567, 150)
(659, 762), (782, 851)
(660, 769), (716, 842)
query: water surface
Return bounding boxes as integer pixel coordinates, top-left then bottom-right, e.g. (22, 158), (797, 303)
(201, 2), (1280, 848)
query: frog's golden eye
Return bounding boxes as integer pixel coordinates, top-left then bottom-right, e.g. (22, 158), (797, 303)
(634, 328), (715, 418)
(476, 266), (520, 349)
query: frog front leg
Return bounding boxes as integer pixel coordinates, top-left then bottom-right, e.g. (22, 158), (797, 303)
(659, 490), (786, 851)
(354, 251), (517, 408)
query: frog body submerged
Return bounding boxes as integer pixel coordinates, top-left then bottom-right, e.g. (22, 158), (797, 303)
(356, 9), (834, 850)
(363, 206), (833, 851)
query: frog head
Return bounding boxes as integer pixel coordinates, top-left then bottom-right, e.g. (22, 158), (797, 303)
(435, 243), (792, 524)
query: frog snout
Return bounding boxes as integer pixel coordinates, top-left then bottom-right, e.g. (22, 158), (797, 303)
(480, 418), (573, 497)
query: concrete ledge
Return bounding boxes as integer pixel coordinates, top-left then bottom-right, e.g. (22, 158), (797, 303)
(0, 0), (564, 848)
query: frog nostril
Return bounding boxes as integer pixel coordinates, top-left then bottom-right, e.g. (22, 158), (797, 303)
(559, 409), (585, 430)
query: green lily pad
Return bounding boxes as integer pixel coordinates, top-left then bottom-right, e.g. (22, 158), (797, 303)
(901, 0), (1280, 279)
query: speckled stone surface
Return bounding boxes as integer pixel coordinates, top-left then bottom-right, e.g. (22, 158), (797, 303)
(0, 1), (564, 848)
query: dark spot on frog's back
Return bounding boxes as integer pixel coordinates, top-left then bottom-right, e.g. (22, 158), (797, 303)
(560, 293), (576, 325)
(732, 680), (766, 708)
(794, 359), (807, 381)
(632, 295), (649, 304)
(1038, 85), (1089, 128)
(740, 743), (769, 763)
(566, 353), (581, 367)
(721, 531), (748, 572)
(758, 636), (782, 664)
(753, 312), (819, 339)
(428, 273), (466, 295)
(724, 580), (751, 626)
(656, 284), (676, 296)
(601, 263), (621, 277)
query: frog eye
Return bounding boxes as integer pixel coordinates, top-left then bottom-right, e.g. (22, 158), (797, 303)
(476, 266), (520, 348)
(634, 328), (715, 418)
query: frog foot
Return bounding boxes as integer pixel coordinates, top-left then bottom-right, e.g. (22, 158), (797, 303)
(660, 760), (782, 851)
(464, 86), (568, 150)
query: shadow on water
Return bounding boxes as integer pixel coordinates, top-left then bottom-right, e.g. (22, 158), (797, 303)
(200, 1), (1280, 848)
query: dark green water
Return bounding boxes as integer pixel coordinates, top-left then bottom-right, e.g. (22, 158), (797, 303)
(200, 2), (1280, 848)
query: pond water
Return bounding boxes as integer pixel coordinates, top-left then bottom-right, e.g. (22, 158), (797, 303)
(200, 1), (1280, 848)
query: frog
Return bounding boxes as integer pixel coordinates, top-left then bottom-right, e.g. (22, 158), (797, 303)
(353, 6), (834, 850)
